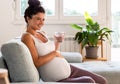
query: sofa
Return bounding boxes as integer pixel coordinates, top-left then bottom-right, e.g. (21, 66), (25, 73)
(1, 38), (120, 84)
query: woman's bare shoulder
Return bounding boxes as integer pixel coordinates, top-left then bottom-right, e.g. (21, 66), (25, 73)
(21, 33), (33, 43)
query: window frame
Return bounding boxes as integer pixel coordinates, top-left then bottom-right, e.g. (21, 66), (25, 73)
(59, 0), (107, 24)
(13, 0), (107, 24)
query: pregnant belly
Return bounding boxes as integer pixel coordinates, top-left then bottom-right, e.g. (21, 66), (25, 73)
(38, 57), (71, 82)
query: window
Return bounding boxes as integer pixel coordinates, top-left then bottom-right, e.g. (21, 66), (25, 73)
(63, 0), (98, 16)
(111, 0), (120, 47)
(14, 0), (107, 24)
(111, 0), (120, 61)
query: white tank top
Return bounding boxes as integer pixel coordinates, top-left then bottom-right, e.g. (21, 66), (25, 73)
(29, 31), (71, 82)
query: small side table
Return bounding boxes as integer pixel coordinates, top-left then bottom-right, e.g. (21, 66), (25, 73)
(0, 68), (9, 84)
(83, 57), (107, 62)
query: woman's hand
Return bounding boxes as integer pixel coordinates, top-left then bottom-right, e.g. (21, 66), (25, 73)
(52, 51), (64, 58)
(54, 32), (65, 51)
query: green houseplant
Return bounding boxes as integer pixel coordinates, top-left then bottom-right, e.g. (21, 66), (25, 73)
(71, 12), (113, 59)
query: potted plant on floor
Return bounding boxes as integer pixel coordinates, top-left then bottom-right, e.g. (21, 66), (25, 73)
(71, 12), (113, 59)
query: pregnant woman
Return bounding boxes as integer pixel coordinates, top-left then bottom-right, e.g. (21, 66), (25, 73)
(21, 0), (107, 84)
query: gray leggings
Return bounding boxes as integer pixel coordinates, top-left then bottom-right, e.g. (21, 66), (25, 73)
(57, 65), (107, 84)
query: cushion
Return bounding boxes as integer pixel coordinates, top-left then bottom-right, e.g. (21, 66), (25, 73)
(0, 54), (7, 69)
(1, 39), (39, 82)
(61, 52), (83, 63)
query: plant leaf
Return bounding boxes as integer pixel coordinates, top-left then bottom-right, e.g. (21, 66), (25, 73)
(71, 24), (83, 30)
(84, 12), (94, 25)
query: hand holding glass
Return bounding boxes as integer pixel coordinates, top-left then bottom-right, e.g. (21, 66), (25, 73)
(54, 32), (65, 42)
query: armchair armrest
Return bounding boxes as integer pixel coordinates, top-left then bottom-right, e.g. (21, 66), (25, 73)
(61, 52), (83, 63)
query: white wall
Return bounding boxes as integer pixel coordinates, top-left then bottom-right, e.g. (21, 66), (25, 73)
(0, 0), (25, 47)
(0, 0), (78, 47)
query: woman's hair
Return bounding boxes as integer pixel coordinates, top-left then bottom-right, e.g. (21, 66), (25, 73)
(24, 0), (45, 23)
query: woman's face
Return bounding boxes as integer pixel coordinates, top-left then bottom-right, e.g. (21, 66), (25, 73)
(27, 13), (45, 30)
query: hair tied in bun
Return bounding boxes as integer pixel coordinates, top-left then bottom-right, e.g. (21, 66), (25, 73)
(28, 0), (41, 7)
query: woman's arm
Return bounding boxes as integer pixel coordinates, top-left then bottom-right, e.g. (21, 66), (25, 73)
(21, 34), (61, 68)
(54, 41), (60, 51)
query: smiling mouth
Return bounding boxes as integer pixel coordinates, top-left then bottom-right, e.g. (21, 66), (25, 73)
(38, 25), (41, 28)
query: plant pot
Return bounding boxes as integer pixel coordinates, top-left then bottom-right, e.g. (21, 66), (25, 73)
(85, 46), (99, 59)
